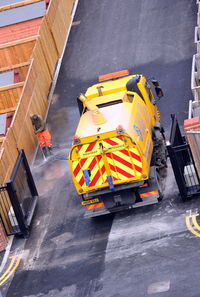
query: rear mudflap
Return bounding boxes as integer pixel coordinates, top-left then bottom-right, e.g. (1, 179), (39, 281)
(138, 166), (161, 199)
(84, 192), (158, 219)
(84, 196), (159, 218)
(83, 166), (161, 218)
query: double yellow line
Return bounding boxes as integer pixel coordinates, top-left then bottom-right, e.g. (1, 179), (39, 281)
(186, 213), (200, 237)
(0, 256), (21, 286)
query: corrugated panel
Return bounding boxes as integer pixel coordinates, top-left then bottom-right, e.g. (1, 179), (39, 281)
(0, 1), (45, 28)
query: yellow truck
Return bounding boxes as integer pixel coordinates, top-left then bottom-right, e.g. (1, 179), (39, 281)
(69, 70), (167, 217)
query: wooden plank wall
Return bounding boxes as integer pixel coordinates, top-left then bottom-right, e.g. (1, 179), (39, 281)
(0, 62), (30, 75)
(17, 65), (30, 82)
(0, 37), (37, 68)
(10, 57), (50, 161)
(38, 18), (59, 77)
(0, 128), (18, 233)
(0, 0), (76, 185)
(46, 0), (75, 56)
(0, 128), (19, 184)
(0, 83), (24, 109)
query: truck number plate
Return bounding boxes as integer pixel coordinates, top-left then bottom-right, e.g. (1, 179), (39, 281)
(82, 198), (99, 205)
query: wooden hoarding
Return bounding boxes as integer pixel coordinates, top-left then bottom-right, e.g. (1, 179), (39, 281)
(46, 0), (75, 56)
(0, 37), (37, 68)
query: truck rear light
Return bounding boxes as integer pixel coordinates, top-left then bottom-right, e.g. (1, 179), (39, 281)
(73, 135), (81, 144)
(140, 183), (148, 188)
(116, 125), (125, 134)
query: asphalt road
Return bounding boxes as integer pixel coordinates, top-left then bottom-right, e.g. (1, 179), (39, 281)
(5, 0), (199, 297)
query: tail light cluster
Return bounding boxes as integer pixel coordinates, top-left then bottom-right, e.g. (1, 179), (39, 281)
(116, 125), (125, 134)
(73, 135), (81, 144)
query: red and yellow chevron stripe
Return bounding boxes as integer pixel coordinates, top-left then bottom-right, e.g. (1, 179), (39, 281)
(72, 137), (143, 191)
(106, 147), (142, 180)
(72, 155), (107, 188)
(86, 202), (104, 210)
(102, 136), (125, 150)
(140, 190), (159, 198)
(77, 141), (100, 158)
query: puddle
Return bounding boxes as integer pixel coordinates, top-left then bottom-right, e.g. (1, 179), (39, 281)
(147, 280), (170, 294)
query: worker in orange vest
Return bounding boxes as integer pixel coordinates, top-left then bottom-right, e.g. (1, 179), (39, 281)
(30, 114), (53, 157)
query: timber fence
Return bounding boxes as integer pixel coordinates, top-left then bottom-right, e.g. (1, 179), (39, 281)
(0, 0), (77, 244)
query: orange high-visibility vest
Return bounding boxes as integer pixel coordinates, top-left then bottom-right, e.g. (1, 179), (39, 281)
(37, 129), (52, 147)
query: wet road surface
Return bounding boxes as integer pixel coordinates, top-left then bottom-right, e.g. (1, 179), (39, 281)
(5, 0), (199, 296)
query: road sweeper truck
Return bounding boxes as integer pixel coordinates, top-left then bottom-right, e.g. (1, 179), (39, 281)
(69, 70), (167, 217)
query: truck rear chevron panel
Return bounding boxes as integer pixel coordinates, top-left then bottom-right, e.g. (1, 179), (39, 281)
(107, 154), (135, 179)
(72, 155), (107, 188)
(72, 138), (142, 189)
(102, 136), (124, 148)
(106, 148), (142, 180)
(77, 142), (100, 157)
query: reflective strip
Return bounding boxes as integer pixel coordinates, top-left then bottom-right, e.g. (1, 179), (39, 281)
(140, 190), (159, 198)
(77, 142), (100, 157)
(124, 148), (142, 171)
(106, 147), (142, 180)
(86, 202), (104, 210)
(72, 155), (106, 188)
(72, 138), (143, 190)
(107, 155), (135, 179)
(102, 136), (124, 149)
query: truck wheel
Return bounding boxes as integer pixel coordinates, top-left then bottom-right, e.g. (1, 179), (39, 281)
(151, 128), (168, 170)
(158, 189), (163, 201)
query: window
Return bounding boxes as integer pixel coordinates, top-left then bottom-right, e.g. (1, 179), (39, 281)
(145, 82), (154, 102)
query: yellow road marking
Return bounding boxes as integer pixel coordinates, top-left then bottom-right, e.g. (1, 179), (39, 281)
(0, 256), (15, 282)
(191, 214), (200, 231)
(186, 215), (200, 238)
(0, 256), (21, 286)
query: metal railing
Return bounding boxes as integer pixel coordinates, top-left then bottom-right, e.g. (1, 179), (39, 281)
(0, 150), (38, 237)
(167, 114), (200, 200)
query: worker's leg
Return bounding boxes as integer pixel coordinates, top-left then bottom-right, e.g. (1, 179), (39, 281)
(42, 129), (53, 156)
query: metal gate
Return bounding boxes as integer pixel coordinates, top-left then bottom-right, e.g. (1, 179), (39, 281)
(0, 150), (38, 237)
(167, 114), (200, 200)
